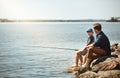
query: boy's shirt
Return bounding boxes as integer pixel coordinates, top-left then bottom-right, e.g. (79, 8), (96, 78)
(87, 35), (94, 46)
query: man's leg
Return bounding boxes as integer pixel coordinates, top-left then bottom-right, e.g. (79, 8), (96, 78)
(85, 47), (106, 68)
(83, 54), (87, 64)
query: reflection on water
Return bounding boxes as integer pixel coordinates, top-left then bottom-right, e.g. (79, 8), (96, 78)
(0, 22), (120, 78)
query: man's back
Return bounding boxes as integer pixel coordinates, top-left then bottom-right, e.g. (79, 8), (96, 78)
(93, 31), (111, 55)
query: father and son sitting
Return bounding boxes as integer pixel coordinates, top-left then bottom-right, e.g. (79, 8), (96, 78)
(73, 23), (111, 72)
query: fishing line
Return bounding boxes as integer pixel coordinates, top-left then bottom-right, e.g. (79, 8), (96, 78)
(26, 45), (78, 51)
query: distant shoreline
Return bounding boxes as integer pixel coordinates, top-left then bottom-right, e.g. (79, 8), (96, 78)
(0, 18), (120, 23)
(0, 19), (106, 22)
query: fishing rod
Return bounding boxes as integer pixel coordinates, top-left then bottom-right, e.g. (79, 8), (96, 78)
(28, 46), (78, 51)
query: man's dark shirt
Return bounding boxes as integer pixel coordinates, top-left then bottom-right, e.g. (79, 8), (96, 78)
(93, 31), (111, 55)
(87, 35), (94, 46)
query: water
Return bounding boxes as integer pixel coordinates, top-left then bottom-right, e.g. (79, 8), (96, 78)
(0, 22), (120, 78)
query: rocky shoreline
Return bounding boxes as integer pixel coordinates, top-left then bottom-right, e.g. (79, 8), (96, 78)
(68, 43), (120, 78)
(80, 43), (120, 78)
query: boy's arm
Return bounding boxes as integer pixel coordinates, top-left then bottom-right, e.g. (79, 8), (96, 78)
(86, 44), (94, 48)
(86, 36), (94, 46)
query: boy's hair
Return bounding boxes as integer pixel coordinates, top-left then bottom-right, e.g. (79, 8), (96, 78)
(93, 23), (102, 31)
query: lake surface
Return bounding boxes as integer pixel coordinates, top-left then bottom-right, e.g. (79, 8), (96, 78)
(0, 22), (120, 78)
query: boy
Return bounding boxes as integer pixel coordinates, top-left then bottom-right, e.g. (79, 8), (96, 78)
(73, 28), (94, 70)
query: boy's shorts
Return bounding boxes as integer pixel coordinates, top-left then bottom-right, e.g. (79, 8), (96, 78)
(77, 48), (87, 55)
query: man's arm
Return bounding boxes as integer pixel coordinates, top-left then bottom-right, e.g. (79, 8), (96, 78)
(93, 35), (102, 47)
(85, 44), (94, 48)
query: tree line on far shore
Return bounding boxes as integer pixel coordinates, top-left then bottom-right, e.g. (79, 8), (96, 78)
(0, 17), (120, 22)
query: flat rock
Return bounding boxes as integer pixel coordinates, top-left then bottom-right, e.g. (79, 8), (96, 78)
(92, 57), (120, 72)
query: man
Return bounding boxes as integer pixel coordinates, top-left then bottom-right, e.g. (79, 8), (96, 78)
(72, 28), (94, 70)
(81, 23), (111, 71)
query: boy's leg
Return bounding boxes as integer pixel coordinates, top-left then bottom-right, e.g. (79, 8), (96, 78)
(72, 50), (87, 71)
(75, 51), (82, 66)
(75, 49), (87, 67)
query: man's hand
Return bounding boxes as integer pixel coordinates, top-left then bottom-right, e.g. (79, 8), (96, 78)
(86, 44), (94, 48)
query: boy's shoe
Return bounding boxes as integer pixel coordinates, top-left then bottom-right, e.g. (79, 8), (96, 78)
(71, 63), (77, 67)
(72, 66), (80, 71)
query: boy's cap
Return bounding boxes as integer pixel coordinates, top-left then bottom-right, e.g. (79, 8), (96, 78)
(86, 28), (93, 32)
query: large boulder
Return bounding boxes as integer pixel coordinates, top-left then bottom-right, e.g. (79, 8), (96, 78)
(92, 57), (120, 72)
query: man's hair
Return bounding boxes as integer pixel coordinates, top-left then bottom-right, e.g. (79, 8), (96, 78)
(93, 23), (102, 31)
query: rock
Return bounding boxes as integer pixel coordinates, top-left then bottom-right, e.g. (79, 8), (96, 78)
(92, 59), (120, 72)
(111, 43), (118, 52)
(79, 71), (99, 78)
(111, 43), (120, 57)
(98, 70), (120, 78)
(79, 70), (120, 78)
(92, 55), (120, 72)
(77, 43), (120, 78)
(111, 43), (120, 52)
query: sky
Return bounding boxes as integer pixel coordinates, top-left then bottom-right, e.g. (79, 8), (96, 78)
(0, 0), (120, 20)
